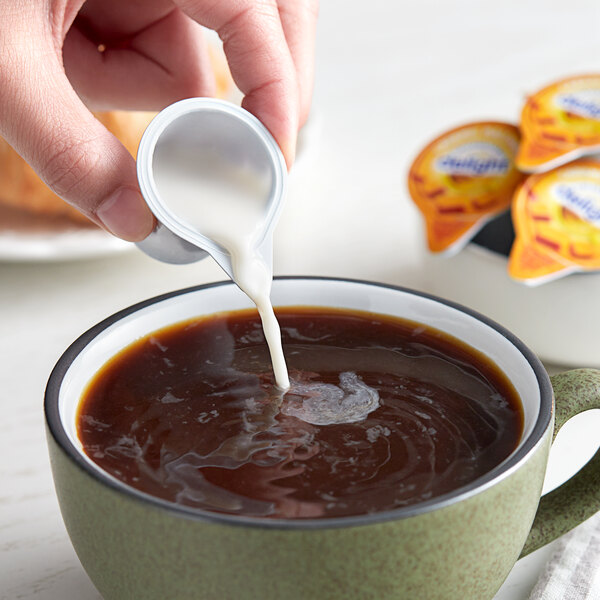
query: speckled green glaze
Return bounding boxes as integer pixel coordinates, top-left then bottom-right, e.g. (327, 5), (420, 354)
(521, 369), (600, 556)
(48, 426), (550, 600)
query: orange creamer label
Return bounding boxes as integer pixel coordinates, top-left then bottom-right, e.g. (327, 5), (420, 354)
(507, 231), (575, 286)
(408, 122), (524, 254)
(517, 75), (600, 173)
(508, 159), (600, 285)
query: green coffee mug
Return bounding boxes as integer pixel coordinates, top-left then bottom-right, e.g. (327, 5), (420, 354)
(45, 277), (600, 600)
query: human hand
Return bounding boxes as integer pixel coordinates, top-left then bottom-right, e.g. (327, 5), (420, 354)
(0, 0), (317, 241)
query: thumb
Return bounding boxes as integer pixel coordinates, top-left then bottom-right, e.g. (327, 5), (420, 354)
(0, 37), (154, 241)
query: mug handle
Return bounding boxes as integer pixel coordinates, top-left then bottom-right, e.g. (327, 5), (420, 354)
(520, 368), (600, 557)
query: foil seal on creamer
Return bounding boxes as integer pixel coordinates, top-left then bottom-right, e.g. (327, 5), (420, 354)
(508, 159), (600, 285)
(408, 122), (525, 254)
(517, 75), (600, 173)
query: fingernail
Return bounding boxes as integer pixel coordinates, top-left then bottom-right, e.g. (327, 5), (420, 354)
(276, 131), (296, 170)
(283, 137), (297, 170)
(96, 187), (155, 242)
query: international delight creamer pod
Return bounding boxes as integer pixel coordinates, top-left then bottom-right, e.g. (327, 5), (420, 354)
(508, 159), (600, 285)
(408, 122), (525, 254)
(517, 75), (600, 173)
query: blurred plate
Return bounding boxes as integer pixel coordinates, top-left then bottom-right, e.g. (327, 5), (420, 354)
(0, 229), (132, 262)
(421, 244), (600, 368)
(0, 207), (131, 262)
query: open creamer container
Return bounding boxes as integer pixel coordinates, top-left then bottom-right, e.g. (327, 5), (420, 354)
(135, 98), (287, 276)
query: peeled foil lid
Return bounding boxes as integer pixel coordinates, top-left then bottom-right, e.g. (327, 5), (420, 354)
(508, 159), (600, 285)
(517, 74), (600, 173)
(408, 121), (525, 254)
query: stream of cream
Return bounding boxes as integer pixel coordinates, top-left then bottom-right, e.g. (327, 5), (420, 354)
(153, 149), (290, 390)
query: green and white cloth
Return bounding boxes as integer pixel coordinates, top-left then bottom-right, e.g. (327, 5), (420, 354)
(529, 512), (600, 600)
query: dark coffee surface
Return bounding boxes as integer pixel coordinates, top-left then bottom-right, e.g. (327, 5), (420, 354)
(78, 307), (523, 519)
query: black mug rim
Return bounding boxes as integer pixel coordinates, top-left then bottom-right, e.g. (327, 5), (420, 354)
(44, 276), (553, 530)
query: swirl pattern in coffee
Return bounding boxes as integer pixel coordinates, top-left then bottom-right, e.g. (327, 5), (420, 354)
(78, 307), (523, 519)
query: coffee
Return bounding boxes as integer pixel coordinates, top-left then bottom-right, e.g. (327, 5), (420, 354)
(77, 307), (523, 519)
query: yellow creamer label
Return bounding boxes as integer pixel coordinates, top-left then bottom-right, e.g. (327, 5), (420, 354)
(517, 75), (600, 173)
(508, 159), (600, 285)
(408, 122), (524, 253)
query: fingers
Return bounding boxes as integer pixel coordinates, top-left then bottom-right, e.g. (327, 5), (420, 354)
(276, 0), (319, 127)
(0, 30), (154, 241)
(175, 0), (300, 166)
(64, 8), (216, 111)
(0, 0), (318, 244)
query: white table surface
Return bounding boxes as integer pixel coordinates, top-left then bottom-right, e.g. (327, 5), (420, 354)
(2, 1), (600, 598)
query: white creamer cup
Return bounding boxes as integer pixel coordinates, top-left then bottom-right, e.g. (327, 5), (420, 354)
(135, 98), (288, 279)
